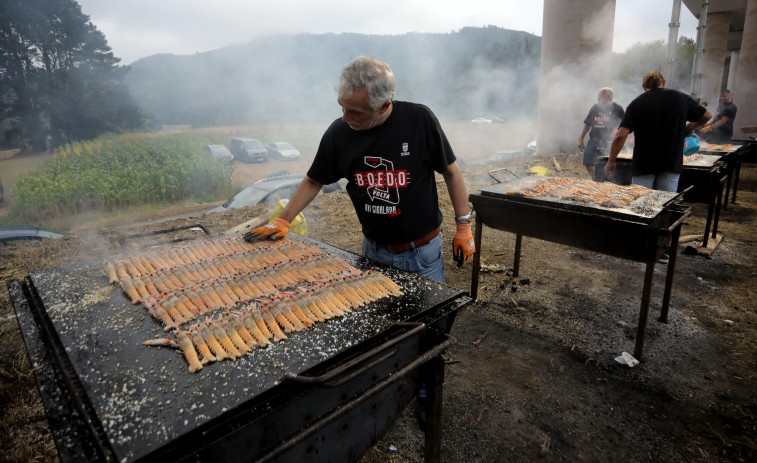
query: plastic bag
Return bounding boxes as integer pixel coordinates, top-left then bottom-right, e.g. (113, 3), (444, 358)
(528, 165), (552, 176)
(270, 197), (307, 236)
(683, 133), (700, 156)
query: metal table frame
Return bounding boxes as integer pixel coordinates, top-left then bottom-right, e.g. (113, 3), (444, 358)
(702, 141), (755, 208)
(468, 193), (690, 360)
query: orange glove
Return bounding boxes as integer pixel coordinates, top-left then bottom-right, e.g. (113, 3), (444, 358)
(452, 222), (475, 268)
(701, 126), (712, 134)
(244, 217), (290, 242)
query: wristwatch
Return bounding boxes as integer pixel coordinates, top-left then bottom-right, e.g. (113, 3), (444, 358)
(454, 213), (473, 223)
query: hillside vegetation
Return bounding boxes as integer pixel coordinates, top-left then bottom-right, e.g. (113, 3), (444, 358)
(124, 26), (695, 130)
(125, 27), (543, 127)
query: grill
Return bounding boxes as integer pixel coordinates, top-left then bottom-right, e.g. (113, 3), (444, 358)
(468, 177), (690, 359)
(595, 154), (726, 246)
(701, 141), (756, 208)
(8, 231), (471, 463)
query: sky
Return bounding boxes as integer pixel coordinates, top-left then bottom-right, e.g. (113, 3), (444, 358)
(76, 0), (700, 65)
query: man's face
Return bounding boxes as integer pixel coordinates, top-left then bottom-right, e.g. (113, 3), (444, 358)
(598, 92), (612, 107)
(719, 92), (732, 104)
(338, 88), (389, 131)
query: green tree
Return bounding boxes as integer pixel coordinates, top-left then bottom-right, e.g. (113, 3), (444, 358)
(0, 0), (145, 150)
(611, 37), (696, 96)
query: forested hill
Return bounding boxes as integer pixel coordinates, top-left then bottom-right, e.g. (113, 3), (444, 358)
(125, 26), (542, 128)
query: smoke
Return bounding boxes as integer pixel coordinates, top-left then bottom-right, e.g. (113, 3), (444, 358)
(536, 1), (617, 154)
(125, 28), (542, 149)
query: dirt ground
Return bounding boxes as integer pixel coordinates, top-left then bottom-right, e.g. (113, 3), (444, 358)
(1, 144), (756, 462)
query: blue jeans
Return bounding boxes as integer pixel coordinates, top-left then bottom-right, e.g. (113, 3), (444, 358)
(632, 171), (680, 192)
(583, 138), (607, 166)
(361, 231), (445, 283)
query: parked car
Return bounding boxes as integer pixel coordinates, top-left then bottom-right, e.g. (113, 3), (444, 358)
(230, 138), (268, 163)
(204, 144), (233, 162)
(207, 174), (343, 214)
(471, 117), (492, 125)
(0, 225), (64, 245)
(266, 142), (301, 161)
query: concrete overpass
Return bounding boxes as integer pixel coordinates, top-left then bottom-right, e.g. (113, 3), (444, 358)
(537, 0), (754, 154)
(682, 0), (755, 139)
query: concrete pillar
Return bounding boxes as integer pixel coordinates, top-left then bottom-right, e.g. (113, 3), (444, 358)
(699, 12), (731, 108)
(727, 49), (740, 92)
(663, 0), (683, 88)
(536, 0), (616, 155)
(732, 0), (757, 139)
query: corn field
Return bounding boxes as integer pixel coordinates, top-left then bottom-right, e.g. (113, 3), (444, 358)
(12, 133), (233, 220)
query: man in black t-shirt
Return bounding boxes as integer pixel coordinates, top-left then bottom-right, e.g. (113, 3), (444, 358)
(244, 56), (475, 283)
(700, 90), (737, 142)
(605, 71), (711, 192)
(578, 87), (624, 180)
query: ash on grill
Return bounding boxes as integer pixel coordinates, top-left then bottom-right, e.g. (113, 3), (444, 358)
(505, 177), (653, 209)
(488, 176), (677, 220)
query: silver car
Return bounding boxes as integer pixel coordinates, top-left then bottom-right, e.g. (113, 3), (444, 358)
(207, 174), (342, 214)
(266, 142), (301, 161)
(230, 138), (268, 163)
(204, 144), (233, 162)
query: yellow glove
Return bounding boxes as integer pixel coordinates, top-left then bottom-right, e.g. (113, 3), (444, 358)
(452, 222), (475, 268)
(244, 217), (290, 242)
(578, 137), (585, 151)
(701, 126), (712, 134)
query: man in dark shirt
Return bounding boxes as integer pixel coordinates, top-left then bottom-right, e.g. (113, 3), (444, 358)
(605, 71), (711, 192)
(244, 56), (475, 283)
(700, 90), (737, 142)
(578, 87), (625, 180)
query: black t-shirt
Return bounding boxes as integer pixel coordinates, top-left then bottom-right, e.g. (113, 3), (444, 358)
(620, 88), (706, 175)
(583, 102), (625, 144)
(307, 101), (455, 244)
(711, 101), (737, 142)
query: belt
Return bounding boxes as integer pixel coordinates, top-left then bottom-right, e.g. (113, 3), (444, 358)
(367, 226), (441, 253)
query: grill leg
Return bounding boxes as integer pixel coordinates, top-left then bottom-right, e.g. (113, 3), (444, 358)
(724, 165), (733, 209)
(470, 218), (483, 299)
(423, 355), (445, 463)
(513, 234), (523, 277)
(712, 175), (725, 239)
(634, 261), (656, 359)
(702, 190), (716, 247)
(659, 227), (682, 323)
(730, 161), (742, 205)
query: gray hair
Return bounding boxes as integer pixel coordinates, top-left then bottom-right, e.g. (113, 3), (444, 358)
(338, 56), (396, 110)
(599, 87), (614, 99)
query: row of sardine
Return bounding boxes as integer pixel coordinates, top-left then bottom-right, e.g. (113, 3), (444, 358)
(138, 255), (372, 330)
(106, 236), (320, 285)
(145, 270), (402, 372)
